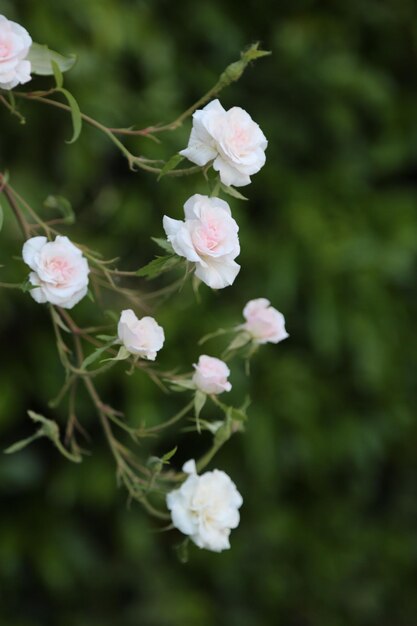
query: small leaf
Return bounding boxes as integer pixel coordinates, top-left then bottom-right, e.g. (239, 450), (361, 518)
(4, 433), (41, 454)
(28, 43), (76, 75)
(56, 88), (82, 144)
(220, 183), (248, 201)
(194, 390), (207, 433)
(44, 195), (75, 224)
(175, 538), (190, 564)
(227, 406), (247, 422)
(151, 237), (174, 254)
(81, 339), (116, 370)
(101, 345), (131, 363)
(224, 331), (251, 354)
(0, 198), (4, 232)
(158, 154), (184, 180)
(161, 446), (178, 464)
(136, 255), (181, 279)
(51, 59), (63, 88)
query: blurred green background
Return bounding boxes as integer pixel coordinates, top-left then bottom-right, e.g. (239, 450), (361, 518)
(1, 0), (417, 624)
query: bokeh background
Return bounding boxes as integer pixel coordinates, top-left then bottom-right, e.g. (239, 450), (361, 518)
(1, 1), (417, 624)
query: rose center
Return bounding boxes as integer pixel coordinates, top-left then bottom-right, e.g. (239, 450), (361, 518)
(46, 257), (74, 284)
(193, 221), (222, 253)
(0, 39), (12, 59)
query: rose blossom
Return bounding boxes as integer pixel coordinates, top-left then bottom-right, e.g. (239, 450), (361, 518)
(0, 15), (32, 90)
(166, 459), (243, 552)
(243, 298), (289, 344)
(192, 355), (231, 395)
(179, 99), (267, 187)
(117, 309), (164, 361)
(163, 194), (240, 290)
(22, 236), (90, 309)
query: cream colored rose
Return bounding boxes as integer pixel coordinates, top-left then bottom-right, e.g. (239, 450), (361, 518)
(192, 354), (231, 395)
(243, 298), (289, 344)
(22, 236), (90, 309)
(180, 99), (267, 187)
(117, 309), (164, 361)
(166, 459), (243, 552)
(163, 194), (240, 290)
(0, 15), (32, 90)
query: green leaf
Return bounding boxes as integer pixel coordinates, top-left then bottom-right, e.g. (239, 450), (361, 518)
(56, 88), (82, 144)
(151, 237), (174, 254)
(223, 331), (252, 356)
(158, 154), (184, 180)
(44, 195), (75, 224)
(81, 339), (116, 370)
(101, 345), (131, 363)
(194, 390), (207, 433)
(5, 410), (81, 463)
(27, 43), (77, 76)
(161, 446), (178, 464)
(51, 59), (63, 88)
(227, 406), (248, 422)
(0, 198), (3, 232)
(175, 538), (190, 564)
(220, 183), (248, 201)
(136, 255), (181, 279)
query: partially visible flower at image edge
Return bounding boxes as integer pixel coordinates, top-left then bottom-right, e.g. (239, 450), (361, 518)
(0, 15), (32, 90)
(22, 236), (90, 309)
(166, 459), (243, 552)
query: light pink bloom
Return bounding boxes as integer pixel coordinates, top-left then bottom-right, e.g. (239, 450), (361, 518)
(118, 309), (164, 361)
(192, 355), (231, 395)
(22, 236), (89, 309)
(243, 298), (288, 344)
(163, 194), (240, 289)
(0, 15), (32, 90)
(180, 99), (267, 187)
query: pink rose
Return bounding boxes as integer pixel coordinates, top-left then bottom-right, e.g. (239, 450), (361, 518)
(243, 298), (288, 344)
(163, 194), (240, 290)
(22, 236), (90, 309)
(117, 309), (164, 361)
(192, 355), (232, 395)
(0, 15), (32, 90)
(180, 99), (267, 187)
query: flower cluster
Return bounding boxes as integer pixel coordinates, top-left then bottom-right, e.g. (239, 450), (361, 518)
(2, 16), (284, 556)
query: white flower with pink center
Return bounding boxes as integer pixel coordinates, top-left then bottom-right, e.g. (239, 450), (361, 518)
(0, 15), (32, 90)
(243, 298), (289, 344)
(163, 194), (240, 289)
(117, 309), (165, 361)
(192, 355), (232, 395)
(22, 236), (90, 309)
(180, 99), (267, 187)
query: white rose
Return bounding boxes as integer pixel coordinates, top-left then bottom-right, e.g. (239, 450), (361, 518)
(22, 236), (90, 309)
(163, 194), (240, 290)
(0, 15), (32, 90)
(166, 459), (243, 552)
(243, 298), (289, 344)
(192, 355), (231, 395)
(179, 99), (267, 187)
(117, 309), (164, 361)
